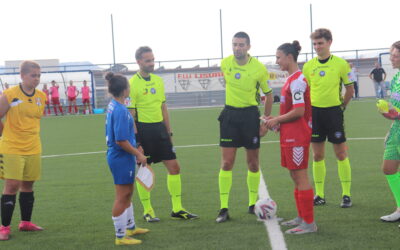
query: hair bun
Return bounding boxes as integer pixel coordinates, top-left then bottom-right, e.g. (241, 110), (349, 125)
(292, 40), (302, 53)
(105, 72), (114, 81)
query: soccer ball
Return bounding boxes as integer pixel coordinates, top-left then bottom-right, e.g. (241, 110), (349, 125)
(254, 198), (277, 220)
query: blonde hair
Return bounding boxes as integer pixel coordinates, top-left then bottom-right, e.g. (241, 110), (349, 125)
(20, 60), (40, 75)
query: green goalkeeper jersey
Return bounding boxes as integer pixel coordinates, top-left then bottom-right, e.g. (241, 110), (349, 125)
(390, 71), (400, 125)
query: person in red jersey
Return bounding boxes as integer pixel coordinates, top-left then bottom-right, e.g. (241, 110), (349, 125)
(66, 80), (79, 114)
(42, 83), (51, 116)
(49, 80), (64, 115)
(261, 41), (316, 234)
(81, 80), (92, 114)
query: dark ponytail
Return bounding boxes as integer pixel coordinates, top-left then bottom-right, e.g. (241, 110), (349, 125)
(277, 40), (302, 62)
(105, 72), (129, 97)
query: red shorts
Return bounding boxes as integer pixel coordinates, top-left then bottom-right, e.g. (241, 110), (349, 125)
(82, 98), (90, 104)
(68, 96), (76, 102)
(51, 97), (60, 105)
(281, 146), (309, 170)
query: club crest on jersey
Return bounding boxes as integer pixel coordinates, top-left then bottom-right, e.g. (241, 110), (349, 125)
(319, 71), (326, 77)
(150, 88), (156, 94)
(36, 98), (42, 106)
(235, 73), (241, 79)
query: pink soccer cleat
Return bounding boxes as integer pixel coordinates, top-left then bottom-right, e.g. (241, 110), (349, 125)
(18, 221), (43, 231)
(0, 225), (10, 240)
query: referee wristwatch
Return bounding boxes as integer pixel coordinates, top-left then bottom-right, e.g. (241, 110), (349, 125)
(169, 132), (173, 136)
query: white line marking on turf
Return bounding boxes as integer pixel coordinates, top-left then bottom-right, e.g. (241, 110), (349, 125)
(42, 136), (385, 158)
(258, 170), (287, 250)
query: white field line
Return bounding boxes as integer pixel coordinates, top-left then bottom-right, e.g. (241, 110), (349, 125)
(258, 170), (287, 250)
(41, 136), (383, 249)
(41, 137), (385, 159)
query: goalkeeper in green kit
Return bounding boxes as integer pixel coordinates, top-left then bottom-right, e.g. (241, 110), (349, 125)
(377, 41), (400, 226)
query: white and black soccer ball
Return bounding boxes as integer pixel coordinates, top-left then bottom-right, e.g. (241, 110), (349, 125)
(254, 198), (277, 220)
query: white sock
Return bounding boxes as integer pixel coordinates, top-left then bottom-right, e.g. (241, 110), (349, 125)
(112, 210), (127, 238)
(125, 203), (136, 230)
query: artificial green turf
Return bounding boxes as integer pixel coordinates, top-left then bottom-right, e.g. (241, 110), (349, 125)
(1, 99), (398, 249)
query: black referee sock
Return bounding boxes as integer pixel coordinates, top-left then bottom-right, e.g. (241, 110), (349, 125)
(1, 194), (16, 227)
(19, 192), (34, 222)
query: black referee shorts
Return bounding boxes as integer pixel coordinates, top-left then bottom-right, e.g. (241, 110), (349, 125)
(136, 122), (176, 164)
(218, 105), (260, 149)
(311, 106), (346, 144)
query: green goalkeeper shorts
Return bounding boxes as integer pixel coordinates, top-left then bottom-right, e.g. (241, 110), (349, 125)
(383, 122), (400, 160)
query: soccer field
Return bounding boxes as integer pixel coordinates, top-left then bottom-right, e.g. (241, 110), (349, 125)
(1, 99), (399, 250)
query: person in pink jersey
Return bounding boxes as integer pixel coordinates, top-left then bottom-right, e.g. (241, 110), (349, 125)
(66, 80), (79, 114)
(42, 83), (51, 115)
(50, 80), (64, 115)
(81, 80), (92, 114)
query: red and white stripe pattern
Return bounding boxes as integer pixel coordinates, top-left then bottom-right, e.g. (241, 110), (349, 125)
(292, 147), (304, 167)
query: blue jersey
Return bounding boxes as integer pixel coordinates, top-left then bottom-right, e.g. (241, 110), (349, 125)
(106, 99), (136, 151)
(105, 99), (137, 184)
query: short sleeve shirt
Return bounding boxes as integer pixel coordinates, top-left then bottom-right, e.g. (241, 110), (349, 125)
(303, 55), (353, 108)
(106, 99), (136, 154)
(221, 55), (272, 108)
(279, 71), (312, 147)
(0, 85), (46, 154)
(128, 73), (166, 123)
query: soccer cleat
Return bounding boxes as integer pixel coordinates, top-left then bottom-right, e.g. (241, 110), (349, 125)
(126, 227), (150, 236)
(0, 226), (10, 241)
(285, 221), (317, 235)
(380, 211), (400, 222)
(171, 210), (199, 220)
(313, 195), (326, 206)
(216, 208), (230, 223)
(340, 195), (352, 208)
(281, 217), (303, 226)
(143, 213), (160, 223)
(248, 205), (255, 214)
(18, 221), (43, 231)
(115, 236), (142, 245)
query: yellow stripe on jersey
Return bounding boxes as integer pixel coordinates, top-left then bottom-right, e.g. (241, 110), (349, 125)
(0, 85), (46, 155)
(128, 73), (166, 123)
(302, 55), (353, 108)
(221, 55), (271, 108)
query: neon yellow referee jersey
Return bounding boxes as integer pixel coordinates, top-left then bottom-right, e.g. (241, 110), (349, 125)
(128, 73), (166, 123)
(302, 55), (353, 108)
(221, 55), (272, 108)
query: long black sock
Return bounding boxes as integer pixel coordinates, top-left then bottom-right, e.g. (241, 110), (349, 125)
(1, 194), (16, 226)
(19, 192), (34, 222)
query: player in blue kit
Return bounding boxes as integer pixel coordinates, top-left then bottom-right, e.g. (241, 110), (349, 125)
(105, 72), (149, 245)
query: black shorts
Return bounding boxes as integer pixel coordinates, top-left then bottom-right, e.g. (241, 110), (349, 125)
(218, 105), (260, 149)
(136, 122), (176, 164)
(311, 106), (346, 144)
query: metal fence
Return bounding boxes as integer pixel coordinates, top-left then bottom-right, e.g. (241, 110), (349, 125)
(0, 47), (392, 109)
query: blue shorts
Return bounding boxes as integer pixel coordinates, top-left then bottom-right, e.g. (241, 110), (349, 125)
(107, 150), (136, 185)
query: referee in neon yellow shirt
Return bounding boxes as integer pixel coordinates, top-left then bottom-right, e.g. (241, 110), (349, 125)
(216, 32), (273, 223)
(128, 46), (198, 222)
(302, 28), (355, 208)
